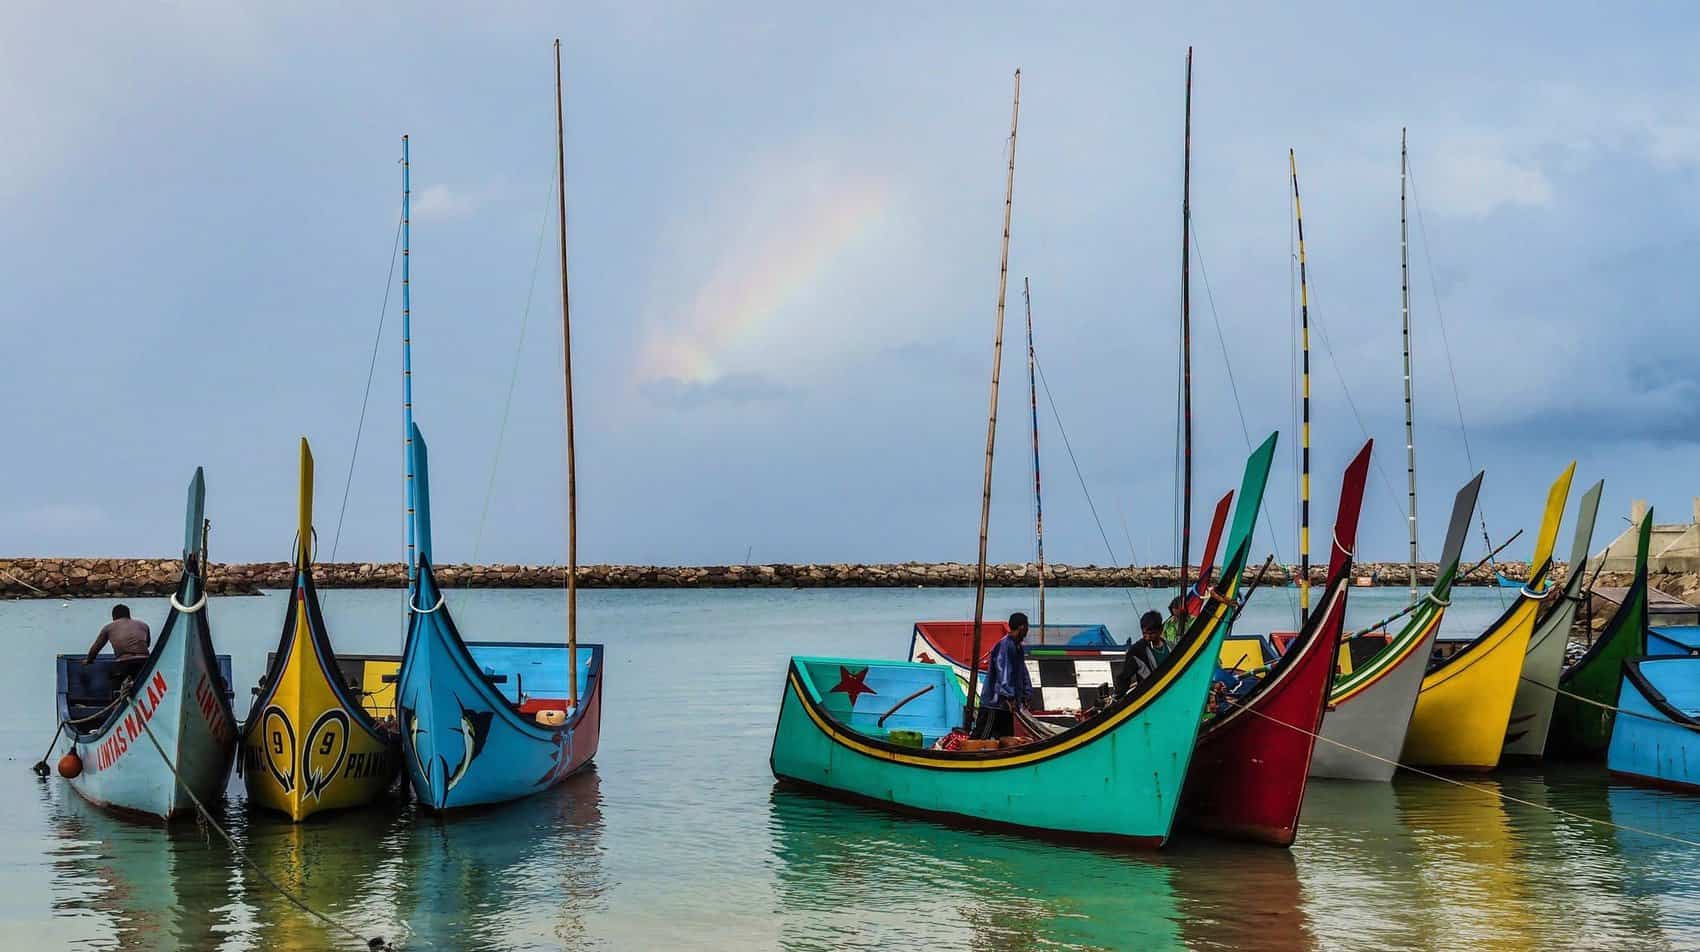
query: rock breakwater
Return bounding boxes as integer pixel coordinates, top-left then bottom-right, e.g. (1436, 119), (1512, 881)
(0, 556), (1550, 598)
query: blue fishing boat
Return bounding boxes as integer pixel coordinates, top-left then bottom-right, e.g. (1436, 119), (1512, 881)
(1648, 626), (1700, 656)
(1607, 656), (1700, 793)
(397, 426), (603, 810)
(394, 43), (605, 811)
(45, 469), (238, 821)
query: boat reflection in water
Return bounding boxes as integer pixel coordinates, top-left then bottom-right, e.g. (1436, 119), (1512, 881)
(45, 784), (235, 948)
(394, 767), (607, 946)
(767, 789), (1190, 949)
(1607, 783), (1700, 944)
(239, 800), (410, 950)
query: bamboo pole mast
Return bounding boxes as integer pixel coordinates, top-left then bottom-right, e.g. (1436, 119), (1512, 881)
(1401, 128), (1420, 603)
(402, 135), (416, 601)
(1178, 48), (1194, 620)
(554, 39), (579, 709)
(964, 69), (1021, 730)
(1290, 149), (1311, 623)
(1024, 277), (1046, 634)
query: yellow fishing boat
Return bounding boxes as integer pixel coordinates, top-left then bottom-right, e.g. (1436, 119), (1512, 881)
(240, 439), (400, 821)
(1401, 463), (1574, 770)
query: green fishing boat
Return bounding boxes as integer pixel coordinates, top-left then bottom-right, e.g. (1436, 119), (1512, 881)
(769, 434), (1277, 847)
(1547, 509), (1651, 758)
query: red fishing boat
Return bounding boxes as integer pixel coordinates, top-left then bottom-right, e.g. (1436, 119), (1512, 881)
(1176, 440), (1371, 846)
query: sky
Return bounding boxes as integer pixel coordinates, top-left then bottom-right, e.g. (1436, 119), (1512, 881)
(3, 3), (1699, 569)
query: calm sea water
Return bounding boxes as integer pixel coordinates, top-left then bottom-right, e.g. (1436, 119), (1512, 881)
(3, 584), (1698, 950)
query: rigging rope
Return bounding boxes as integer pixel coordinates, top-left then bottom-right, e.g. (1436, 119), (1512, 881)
(1189, 225), (1297, 623)
(472, 174), (558, 565)
(1229, 695), (1700, 851)
(134, 714), (392, 948)
(1404, 159), (1503, 584)
(328, 210), (405, 567)
(1032, 356), (1141, 612)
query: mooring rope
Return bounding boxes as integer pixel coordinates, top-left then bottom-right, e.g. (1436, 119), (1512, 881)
(134, 716), (393, 949)
(1519, 673), (1700, 732)
(1229, 697), (1700, 851)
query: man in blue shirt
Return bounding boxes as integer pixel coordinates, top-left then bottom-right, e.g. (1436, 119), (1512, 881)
(971, 612), (1033, 740)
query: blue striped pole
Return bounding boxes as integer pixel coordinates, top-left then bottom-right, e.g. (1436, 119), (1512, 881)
(402, 135), (416, 597)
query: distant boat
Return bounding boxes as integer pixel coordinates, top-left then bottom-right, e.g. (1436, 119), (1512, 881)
(1607, 656), (1700, 792)
(50, 469), (237, 820)
(1495, 572), (1524, 588)
(240, 439), (401, 821)
(1402, 464), (1575, 770)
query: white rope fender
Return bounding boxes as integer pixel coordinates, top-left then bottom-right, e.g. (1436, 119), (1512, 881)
(410, 593), (445, 614)
(170, 592), (208, 614)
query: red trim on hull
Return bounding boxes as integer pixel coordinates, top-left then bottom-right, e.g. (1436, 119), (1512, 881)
(771, 777), (1167, 851)
(1609, 769), (1700, 796)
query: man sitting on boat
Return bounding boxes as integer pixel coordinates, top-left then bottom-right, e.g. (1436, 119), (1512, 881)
(971, 612), (1032, 739)
(83, 604), (151, 686)
(1115, 611), (1171, 697)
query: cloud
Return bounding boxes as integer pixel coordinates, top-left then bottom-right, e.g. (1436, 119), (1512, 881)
(640, 372), (793, 408)
(1422, 147), (1553, 219)
(412, 183), (488, 221)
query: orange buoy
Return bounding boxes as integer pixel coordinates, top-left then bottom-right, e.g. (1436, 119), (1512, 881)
(57, 752), (83, 779)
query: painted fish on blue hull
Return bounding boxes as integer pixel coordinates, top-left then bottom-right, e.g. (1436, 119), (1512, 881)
(50, 468), (238, 821)
(396, 424), (604, 811)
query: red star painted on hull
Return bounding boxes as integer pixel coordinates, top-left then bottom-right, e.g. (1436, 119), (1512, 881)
(830, 666), (877, 707)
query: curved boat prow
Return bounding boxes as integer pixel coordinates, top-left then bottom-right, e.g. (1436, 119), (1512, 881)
(1311, 471), (1482, 781)
(1403, 462), (1575, 770)
(1504, 478), (1603, 759)
(1549, 506), (1652, 758)
(1180, 439), (1371, 845)
(398, 423), (603, 812)
(52, 467), (237, 821)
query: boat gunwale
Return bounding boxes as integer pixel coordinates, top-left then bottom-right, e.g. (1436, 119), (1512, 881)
(58, 567), (235, 747)
(1620, 656), (1700, 730)
(1421, 556), (1551, 685)
(404, 555), (603, 743)
(242, 568), (395, 748)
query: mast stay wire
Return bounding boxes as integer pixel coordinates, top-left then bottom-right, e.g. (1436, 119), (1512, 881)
(471, 172), (558, 567)
(1188, 224), (1298, 625)
(1405, 157), (1505, 594)
(327, 208), (404, 573)
(1032, 354), (1144, 613)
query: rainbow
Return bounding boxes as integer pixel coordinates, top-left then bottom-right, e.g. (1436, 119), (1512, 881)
(637, 177), (891, 385)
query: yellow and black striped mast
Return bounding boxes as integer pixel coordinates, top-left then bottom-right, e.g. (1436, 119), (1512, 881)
(1289, 149), (1311, 622)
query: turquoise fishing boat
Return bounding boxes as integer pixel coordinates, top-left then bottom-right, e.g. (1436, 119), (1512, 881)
(1608, 656), (1700, 793)
(47, 469), (238, 821)
(769, 434), (1277, 847)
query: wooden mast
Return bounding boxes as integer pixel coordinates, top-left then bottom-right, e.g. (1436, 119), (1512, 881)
(1401, 128), (1419, 603)
(554, 39), (579, 709)
(1024, 277), (1046, 634)
(964, 69), (1021, 730)
(1290, 149), (1312, 623)
(1178, 47), (1194, 619)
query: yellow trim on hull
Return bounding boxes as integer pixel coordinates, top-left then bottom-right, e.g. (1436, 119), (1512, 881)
(795, 594), (1233, 770)
(1401, 462), (1574, 770)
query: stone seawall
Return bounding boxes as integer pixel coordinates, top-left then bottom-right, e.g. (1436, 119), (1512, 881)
(0, 556), (1549, 598)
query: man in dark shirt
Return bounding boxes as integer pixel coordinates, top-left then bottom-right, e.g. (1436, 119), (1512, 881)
(85, 604), (151, 685)
(1115, 610), (1171, 697)
(971, 612), (1033, 740)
